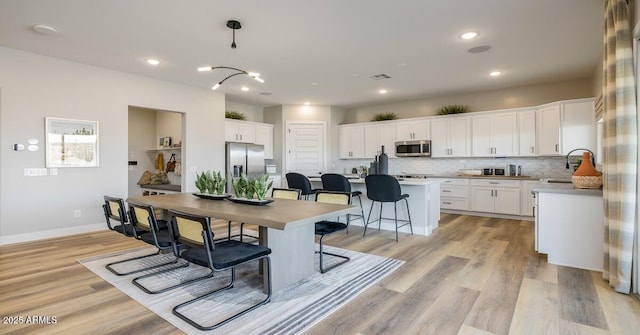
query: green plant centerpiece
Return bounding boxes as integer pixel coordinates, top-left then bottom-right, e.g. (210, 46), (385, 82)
(195, 170), (226, 194)
(253, 174), (273, 201)
(371, 112), (398, 122)
(231, 173), (248, 198)
(213, 171), (226, 195)
(438, 104), (469, 115)
(225, 110), (247, 120)
(195, 171), (209, 193)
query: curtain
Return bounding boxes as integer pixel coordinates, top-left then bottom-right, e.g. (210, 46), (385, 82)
(602, 0), (637, 294)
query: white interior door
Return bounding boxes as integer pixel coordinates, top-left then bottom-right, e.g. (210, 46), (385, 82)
(285, 121), (326, 176)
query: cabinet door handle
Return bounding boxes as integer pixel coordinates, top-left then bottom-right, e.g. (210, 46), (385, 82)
(489, 182), (499, 185)
(555, 144), (558, 152)
(443, 190), (451, 193)
(494, 189), (498, 197)
(443, 201), (451, 205)
(490, 190), (494, 197)
(531, 146), (534, 154)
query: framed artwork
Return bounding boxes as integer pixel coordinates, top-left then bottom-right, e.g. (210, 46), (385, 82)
(45, 117), (99, 167)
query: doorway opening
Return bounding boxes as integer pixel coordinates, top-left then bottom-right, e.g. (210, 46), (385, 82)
(128, 106), (185, 197)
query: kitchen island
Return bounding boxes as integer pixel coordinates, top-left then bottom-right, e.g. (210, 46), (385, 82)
(309, 177), (443, 236)
(532, 183), (603, 271)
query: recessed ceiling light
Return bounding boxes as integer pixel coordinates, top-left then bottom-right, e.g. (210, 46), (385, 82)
(379, 89), (388, 94)
(489, 71), (502, 77)
(304, 102), (310, 106)
(461, 32), (478, 40)
(32, 24), (59, 35)
(241, 86), (249, 91)
(145, 59), (160, 65)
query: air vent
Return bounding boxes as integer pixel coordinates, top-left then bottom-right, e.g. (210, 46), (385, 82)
(369, 73), (391, 80)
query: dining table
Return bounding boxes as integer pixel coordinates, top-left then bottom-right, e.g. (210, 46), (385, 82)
(126, 192), (358, 291)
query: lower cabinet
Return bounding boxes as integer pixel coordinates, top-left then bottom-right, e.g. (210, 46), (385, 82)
(433, 178), (470, 210)
(470, 179), (521, 215)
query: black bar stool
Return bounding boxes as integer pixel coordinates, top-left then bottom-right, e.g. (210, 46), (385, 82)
(320, 173), (366, 226)
(285, 172), (321, 200)
(363, 174), (413, 241)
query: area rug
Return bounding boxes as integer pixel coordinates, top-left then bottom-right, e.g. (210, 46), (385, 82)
(79, 244), (403, 335)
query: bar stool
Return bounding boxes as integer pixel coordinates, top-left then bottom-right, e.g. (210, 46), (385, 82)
(363, 174), (413, 241)
(285, 172), (321, 200)
(321, 173), (365, 226)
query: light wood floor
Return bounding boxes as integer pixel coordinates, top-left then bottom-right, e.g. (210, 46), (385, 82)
(1, 214), (639, 335)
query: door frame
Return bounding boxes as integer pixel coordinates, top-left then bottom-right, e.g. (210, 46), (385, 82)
(284, 120), (327, 174)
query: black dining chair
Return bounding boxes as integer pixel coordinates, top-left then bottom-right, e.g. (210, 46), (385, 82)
(314, 190), (351, 273)
(103, 195), (168, 276)
(321, 173), (365, 226)
(286, 172), (321, 200)
(363, 175), (413, 241)
(169, 209), (272, 330)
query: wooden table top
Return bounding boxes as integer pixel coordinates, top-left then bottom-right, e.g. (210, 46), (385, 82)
(127, 193), (357, 230)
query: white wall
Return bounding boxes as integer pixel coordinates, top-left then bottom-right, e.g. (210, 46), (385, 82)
(0, 47), (225, 244)
(226, 100), (263, 122)
(344, 78), (594, 124)
(128, 107), (157, 196)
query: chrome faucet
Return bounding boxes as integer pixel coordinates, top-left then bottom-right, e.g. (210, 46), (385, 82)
(565, 148), (596, 169)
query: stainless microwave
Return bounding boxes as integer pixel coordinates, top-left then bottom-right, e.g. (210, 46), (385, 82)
(395, 140), (431, 157)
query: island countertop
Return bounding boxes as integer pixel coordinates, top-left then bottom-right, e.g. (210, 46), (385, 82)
(531, 182), (603, 196)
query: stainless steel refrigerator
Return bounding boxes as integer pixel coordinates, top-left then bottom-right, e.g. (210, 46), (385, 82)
(225, 142), (265, 192)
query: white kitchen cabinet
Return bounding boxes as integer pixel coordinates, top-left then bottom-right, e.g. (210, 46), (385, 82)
(470, 179), (521, 215)
(338, 124), (365, 159)
(536, 99), (595, 156)
(535, 189), (603, 271)
(395, 118), (430, 141)
(520, 180), (538, 217)
(431, 116), (470, 157)
(434, 178), (470, 211)
(518, 109), (537, 156)
(225, 120), (255, 143)
(471, 112), (517, 157)
(254, 123), (274, 159)
(364, 122), (396, 158)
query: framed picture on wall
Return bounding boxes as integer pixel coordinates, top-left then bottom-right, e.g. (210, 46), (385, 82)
(45, 117), (99, 168)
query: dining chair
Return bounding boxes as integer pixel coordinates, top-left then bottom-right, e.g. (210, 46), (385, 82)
(314, 190), (351, 273)
(103, 195), (163, 276)
(271, 187), (302, 200)
(170, 209), (272, 330)
(126, 201), (188, 276)
(285, 172), (321, 200)
(363, 174), (413, 242)
(320, 173), (365, 226)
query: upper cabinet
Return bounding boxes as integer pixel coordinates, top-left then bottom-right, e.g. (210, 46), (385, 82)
(471, 112), (517, 157)
(338, 124), (365, 159)
(225, 120), (274, 159)
(364, 122), (396, 158)
(536, 98), (595, 155)
(225, 120), (255, 143)
(536, 104), (562, 155)
(395, 118), (430, 141)
(431, 116), (471, 157)
(254, 123), (274, 159)
(518, 109), (537, 156)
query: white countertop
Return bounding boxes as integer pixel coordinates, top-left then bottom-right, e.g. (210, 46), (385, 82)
(308, 177), (444, 186)
(532, 182), (603, 196)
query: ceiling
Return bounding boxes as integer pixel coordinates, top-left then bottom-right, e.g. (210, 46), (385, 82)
(0, 0), (603, 109)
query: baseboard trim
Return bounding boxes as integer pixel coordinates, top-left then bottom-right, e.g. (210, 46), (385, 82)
(441, 209), (534, 221)
(0, 223), (107, 246)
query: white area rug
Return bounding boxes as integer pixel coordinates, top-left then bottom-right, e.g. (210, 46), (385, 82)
(79, 244), (403, 335)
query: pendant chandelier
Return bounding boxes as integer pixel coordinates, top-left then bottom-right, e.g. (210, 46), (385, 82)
(197, 20), (264, 90)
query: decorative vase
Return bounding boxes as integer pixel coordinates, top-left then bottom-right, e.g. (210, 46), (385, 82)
(571, 152), (602, 189)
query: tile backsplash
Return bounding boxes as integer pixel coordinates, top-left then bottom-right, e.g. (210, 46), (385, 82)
(334, 156), (579, 179)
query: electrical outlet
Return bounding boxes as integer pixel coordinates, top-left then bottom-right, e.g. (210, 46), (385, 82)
(73, 210), (81, 217)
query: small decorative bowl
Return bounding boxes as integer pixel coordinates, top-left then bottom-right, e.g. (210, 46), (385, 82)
(572, 175), (603, 189)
